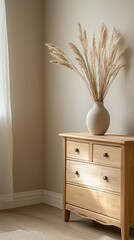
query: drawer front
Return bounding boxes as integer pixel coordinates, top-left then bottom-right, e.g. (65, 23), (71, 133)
(93, 144), (121, 167)
(66, 140), (90, 161)
(66, 184), (120, 220)
(66, 161), (120, 193)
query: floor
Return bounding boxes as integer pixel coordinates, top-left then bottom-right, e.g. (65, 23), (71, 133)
(0, 204), (134, 240)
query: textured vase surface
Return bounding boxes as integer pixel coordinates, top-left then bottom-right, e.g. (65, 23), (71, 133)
(86, 101), (110, 135)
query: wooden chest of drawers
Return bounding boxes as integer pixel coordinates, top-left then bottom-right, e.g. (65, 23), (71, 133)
(59, 132), (134, 240)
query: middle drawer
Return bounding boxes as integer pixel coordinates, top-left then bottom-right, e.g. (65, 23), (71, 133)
(66, 160), (120, 193)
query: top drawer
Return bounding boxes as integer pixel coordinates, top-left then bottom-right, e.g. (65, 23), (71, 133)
(66, 140), (90, 161)
(93, 144), (121, 168)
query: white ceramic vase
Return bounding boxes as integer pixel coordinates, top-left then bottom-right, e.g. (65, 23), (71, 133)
(86, 102), (110, 135)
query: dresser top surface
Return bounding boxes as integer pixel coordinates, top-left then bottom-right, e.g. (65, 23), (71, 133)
(59, 132), (134, 144)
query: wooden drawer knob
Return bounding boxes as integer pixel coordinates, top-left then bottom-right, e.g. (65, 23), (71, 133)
(75, 171), (79, 176)
(103, 152), (109, 158)
(103, 176), (108, 181)
(75, 148), (79, 153)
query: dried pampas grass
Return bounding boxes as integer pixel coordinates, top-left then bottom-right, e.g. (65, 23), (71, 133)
(45, 23), (126, 101)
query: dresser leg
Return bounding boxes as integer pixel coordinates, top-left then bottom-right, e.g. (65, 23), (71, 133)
(63, 209), (70, 222)
(121, 226), (130, 240)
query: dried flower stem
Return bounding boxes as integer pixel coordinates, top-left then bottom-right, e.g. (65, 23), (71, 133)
(45, 23), (126, 102)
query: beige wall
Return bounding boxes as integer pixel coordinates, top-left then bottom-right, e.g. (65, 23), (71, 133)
(45, 0), (134, 193)
(4, 0), (134, 195)
(6, 0), (44, 192)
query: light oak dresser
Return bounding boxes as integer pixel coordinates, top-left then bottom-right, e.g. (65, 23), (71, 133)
(59, 132), (134, 240)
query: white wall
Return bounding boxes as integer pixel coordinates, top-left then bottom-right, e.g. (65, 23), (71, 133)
(45, 0), (134, 193)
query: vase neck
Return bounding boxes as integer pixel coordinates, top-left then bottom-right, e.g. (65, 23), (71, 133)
(94, 101), (104, 107)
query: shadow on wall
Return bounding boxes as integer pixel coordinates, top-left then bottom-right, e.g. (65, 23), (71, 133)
(124, 98), (134, 134)
(123, 47), (134, 135)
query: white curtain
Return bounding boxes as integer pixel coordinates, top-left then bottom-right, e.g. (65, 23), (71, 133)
(0, 0), (13, 201)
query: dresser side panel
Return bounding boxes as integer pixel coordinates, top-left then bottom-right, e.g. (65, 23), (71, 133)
(129, 144), (134, 225)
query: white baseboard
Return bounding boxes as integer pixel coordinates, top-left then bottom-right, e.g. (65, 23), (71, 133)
(43, 190), (62, 209)
(0, 189), (62, 210)
(0, 190), (43, 210)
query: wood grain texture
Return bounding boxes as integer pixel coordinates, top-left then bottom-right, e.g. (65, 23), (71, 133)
(66, 140), (90, 161)
(93, 144), (121, 168)
(59, 132), (134, 144)
(60, 132), (134, 240)
(1, 204), (132, 240)
(66, 160), (120, 192)
(66, 184), (120, 220)
(121, 144), (133, 240)
(62, 137), (70, 222)
(66, 204), (120, 227)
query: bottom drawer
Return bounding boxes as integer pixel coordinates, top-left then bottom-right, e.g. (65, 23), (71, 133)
(66, 184), (120, 220)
